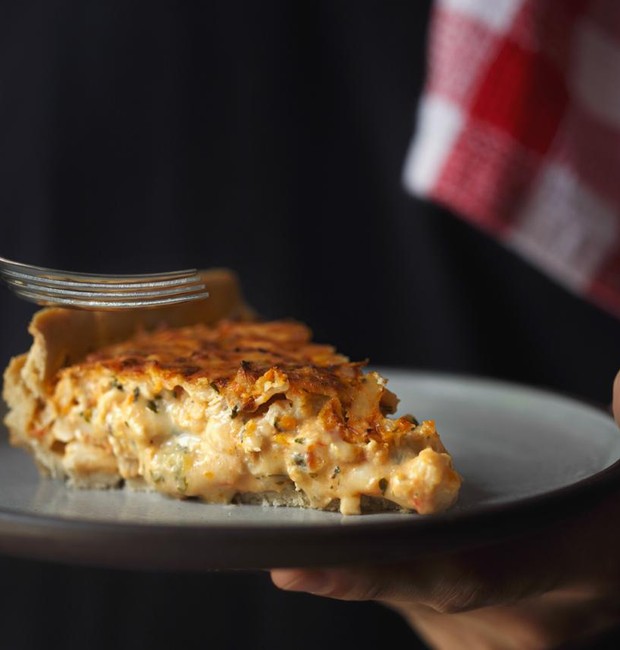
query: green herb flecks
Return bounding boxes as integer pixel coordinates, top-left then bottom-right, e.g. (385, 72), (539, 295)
(292, 453), (307, 468)
(110, 376), (124, 391)
(176, 474), (188, 494)
(150, 471), (165, 484)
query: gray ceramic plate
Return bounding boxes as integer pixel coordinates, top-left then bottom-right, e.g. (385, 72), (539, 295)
(1, 370), (619, 572)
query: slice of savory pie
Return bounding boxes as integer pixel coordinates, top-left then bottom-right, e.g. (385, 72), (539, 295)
(2, 269), (461, 515)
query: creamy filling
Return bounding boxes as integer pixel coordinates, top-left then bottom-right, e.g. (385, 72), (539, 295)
(39, 371), (460, 515)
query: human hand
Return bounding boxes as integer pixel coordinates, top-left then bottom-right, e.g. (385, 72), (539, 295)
(270, 373), (620, 649)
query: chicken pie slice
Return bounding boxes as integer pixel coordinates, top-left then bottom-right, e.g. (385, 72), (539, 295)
(2, 270), (461, 515)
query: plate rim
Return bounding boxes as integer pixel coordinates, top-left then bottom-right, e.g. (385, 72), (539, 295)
(1, 369), (620, 570)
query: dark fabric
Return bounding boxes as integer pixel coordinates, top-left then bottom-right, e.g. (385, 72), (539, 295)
(1, 2), (620, 649)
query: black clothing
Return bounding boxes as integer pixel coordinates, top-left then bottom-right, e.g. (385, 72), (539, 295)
(1, 2), (619, 648)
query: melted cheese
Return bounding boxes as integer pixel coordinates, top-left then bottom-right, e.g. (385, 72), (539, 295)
(22, 320), (462, 515)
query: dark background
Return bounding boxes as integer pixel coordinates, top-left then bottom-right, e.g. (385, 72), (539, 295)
(1, 1), (620, 649)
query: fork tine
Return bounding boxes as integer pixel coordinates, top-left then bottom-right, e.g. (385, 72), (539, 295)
(12, 286), (210, 310)
(5, 277), (206, 299)
(1, 282), (207, 302)
(0, 257), (196, 284)
(0, 267), (202, 290)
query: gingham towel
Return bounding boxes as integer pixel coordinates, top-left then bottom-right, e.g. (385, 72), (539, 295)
(403, 0), (620, 318)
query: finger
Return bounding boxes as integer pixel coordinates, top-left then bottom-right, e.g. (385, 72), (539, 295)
(271, 568), (392, 601)
(613, 370), (620, 427)
(271, 569), (336, 597)
(270, 566), (465, 610)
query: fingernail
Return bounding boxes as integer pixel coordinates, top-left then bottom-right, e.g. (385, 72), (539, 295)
(275, 570), (331, 595)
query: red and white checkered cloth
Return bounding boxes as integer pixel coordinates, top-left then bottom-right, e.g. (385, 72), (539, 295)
(403, 0), (620, 318)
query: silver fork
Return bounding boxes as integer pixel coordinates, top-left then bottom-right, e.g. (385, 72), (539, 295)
(0, 256), (209, 310)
